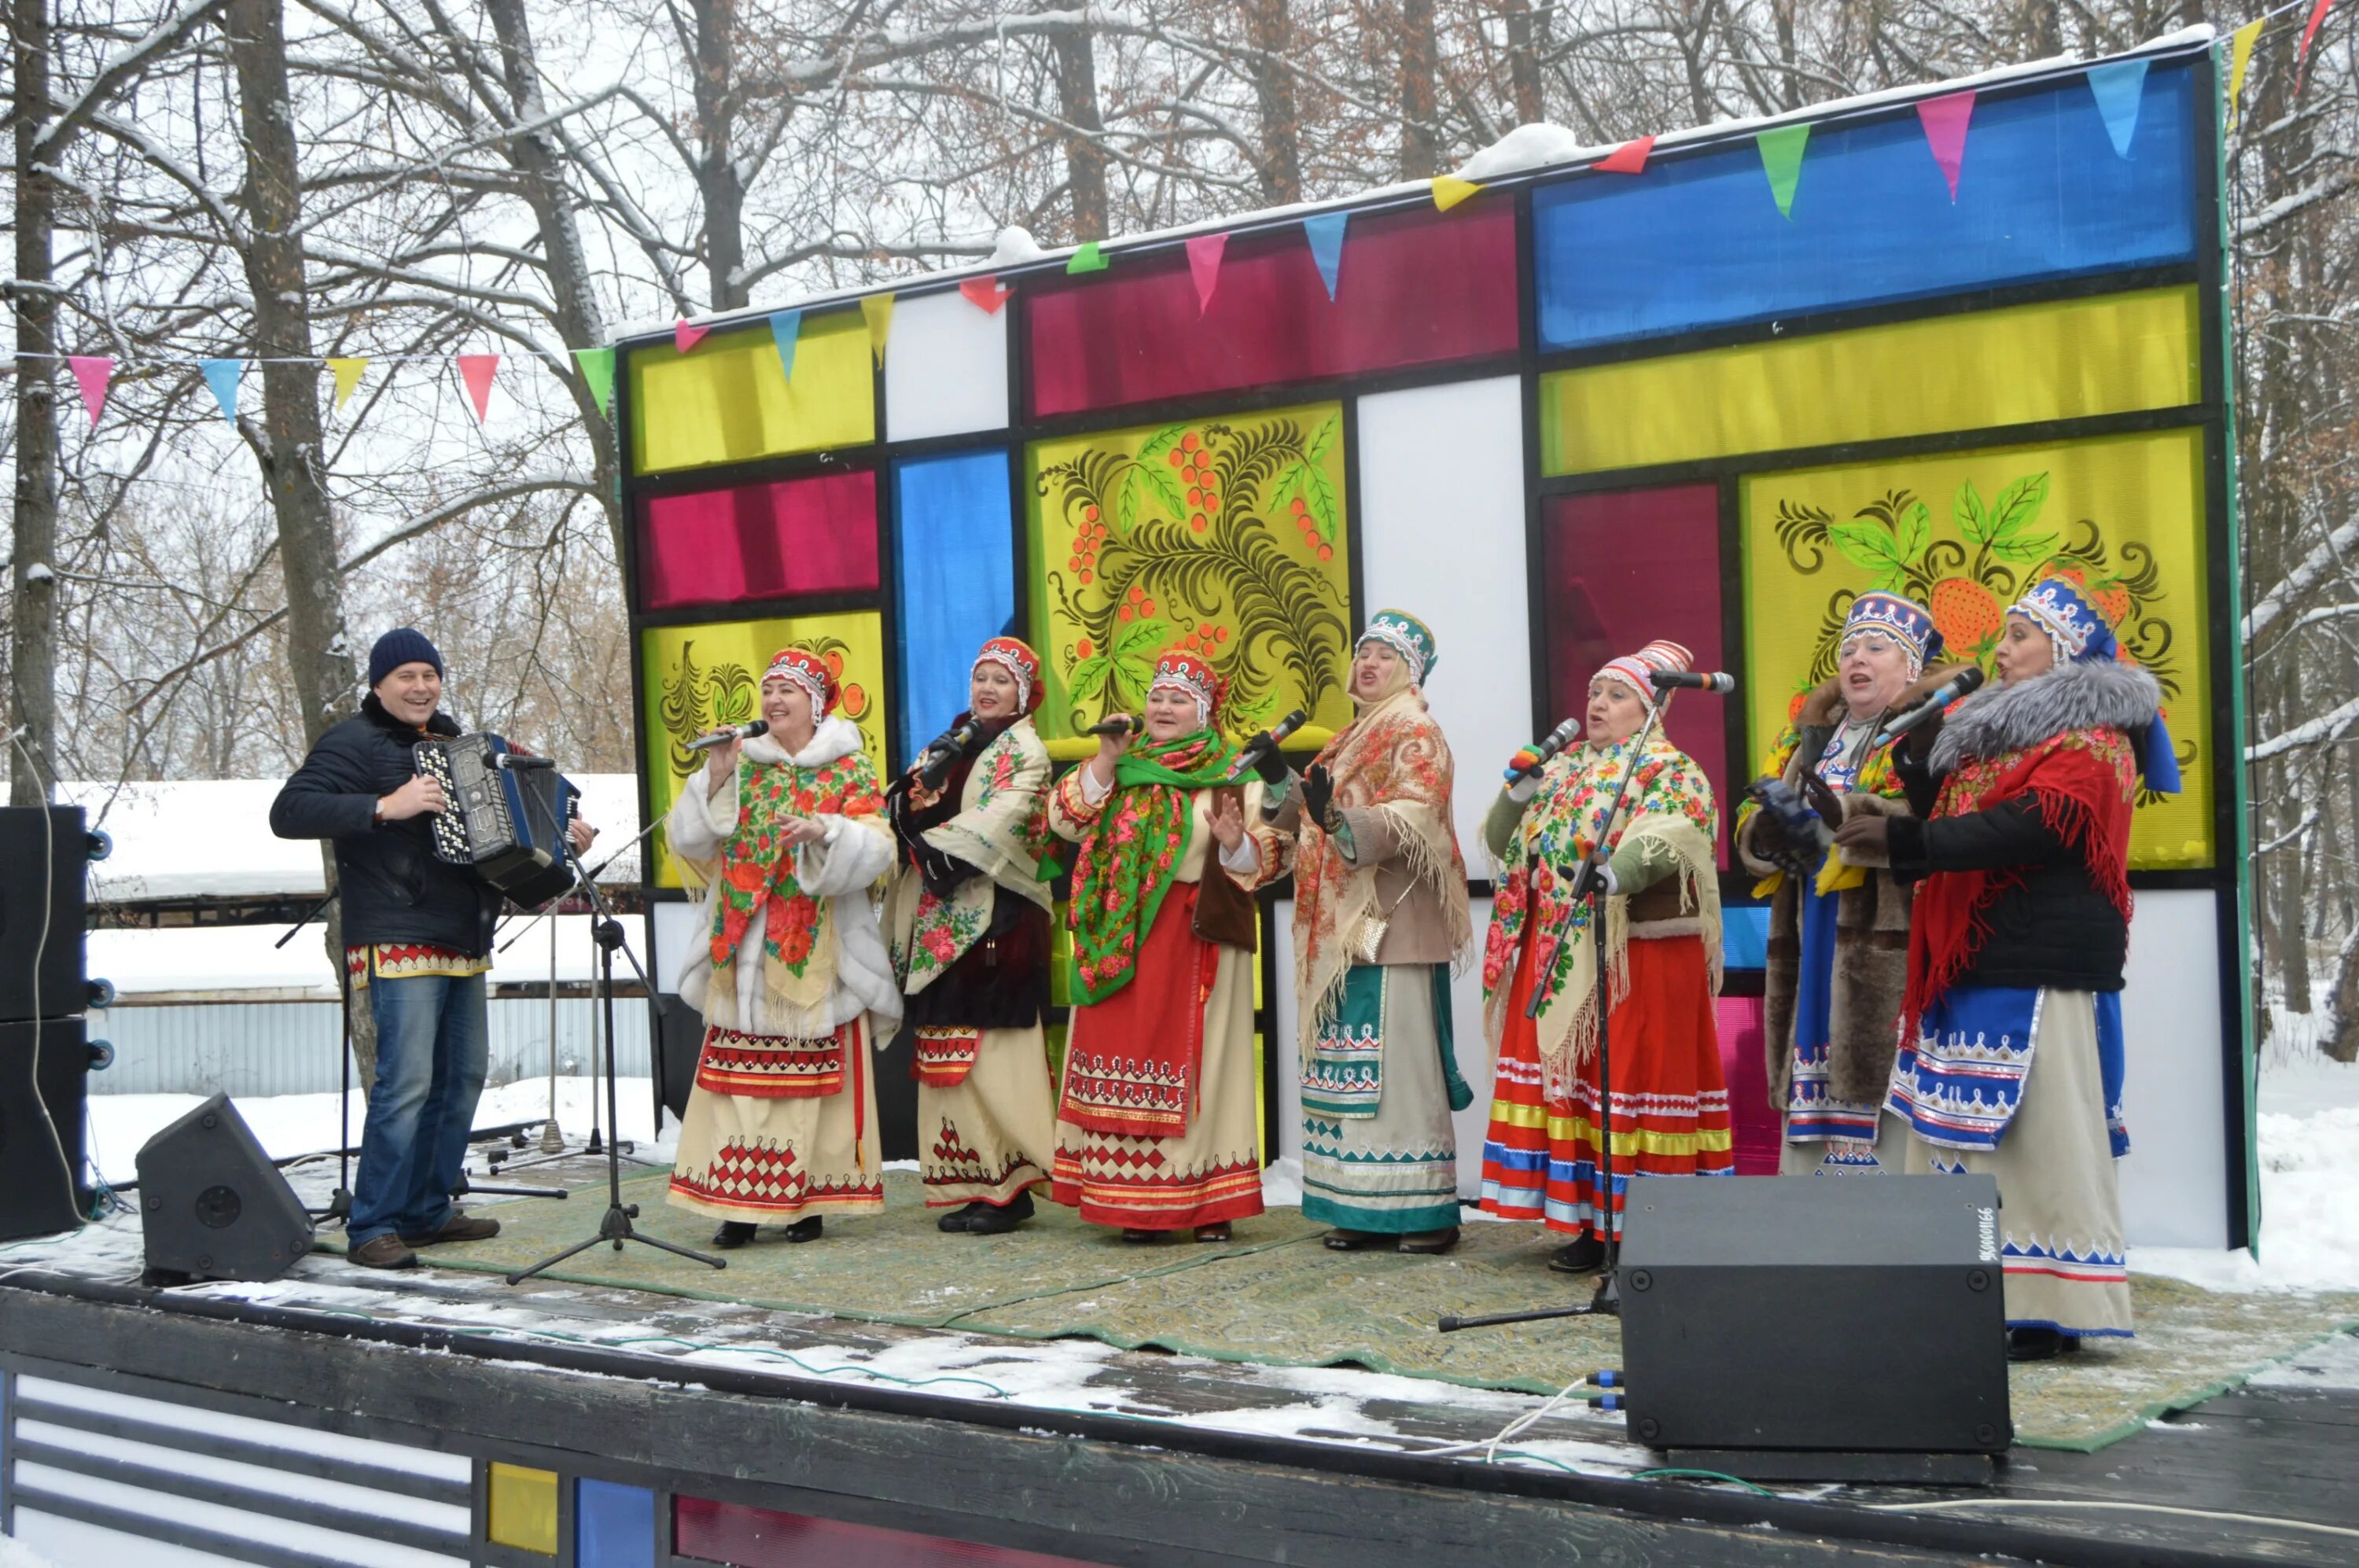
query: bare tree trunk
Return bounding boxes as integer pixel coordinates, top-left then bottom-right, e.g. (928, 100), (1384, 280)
(692, 0), (747, 311)
(1047, 14), (1108, 241)
(1399, 0), (1440, 178)
(2328, 927), (2359, 1064)
(1503, 0), (1544, 124)
(9, 0), (60, 808)
(1244, 0), (1302, 204)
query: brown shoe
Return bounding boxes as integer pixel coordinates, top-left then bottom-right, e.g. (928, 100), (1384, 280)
(348, 1235), (419, 1270)
(399, 1212), (502, 1248)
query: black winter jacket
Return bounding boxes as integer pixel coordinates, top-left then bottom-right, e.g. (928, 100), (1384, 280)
(1882, 658), (2162, 997)
(270, 696), (502, 955)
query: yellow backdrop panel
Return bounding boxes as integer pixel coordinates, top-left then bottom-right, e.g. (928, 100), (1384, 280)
(629, 311), (874, 476)
(1544, 287), (2200, 476)
(638, 609), (889, 888)
(1740, 428), (2212, 870)
(1025, 403), (1356, 759)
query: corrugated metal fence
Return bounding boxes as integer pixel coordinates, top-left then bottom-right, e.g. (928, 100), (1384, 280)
(86, 999), (653, 1098)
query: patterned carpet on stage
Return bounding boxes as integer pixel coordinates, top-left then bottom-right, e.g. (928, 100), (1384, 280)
(327, 1169), (2359, 1452)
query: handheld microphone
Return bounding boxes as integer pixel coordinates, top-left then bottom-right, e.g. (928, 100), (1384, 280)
(1873, 667), (1986, 748)
(686, 719), (770, 753)
(1648, 669), (1737, 693)
(1225, 709), (1310, 781)
(915, 716), (986, 790)
(1503, 716), (1583, 785)
(1082, 716), (1141, 738)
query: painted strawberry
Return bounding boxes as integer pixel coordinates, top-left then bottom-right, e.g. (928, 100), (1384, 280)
(1929, 577), (2003, 654)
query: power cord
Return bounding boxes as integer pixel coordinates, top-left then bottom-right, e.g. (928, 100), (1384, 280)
(6, 727), (83, 1228)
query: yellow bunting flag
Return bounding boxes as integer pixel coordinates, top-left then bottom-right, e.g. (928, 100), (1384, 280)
(326, 358), (368, 410)
(2228, 18), (2264, 127)
(860, 293), (894, 366)
(1430, 175), (1481, 212)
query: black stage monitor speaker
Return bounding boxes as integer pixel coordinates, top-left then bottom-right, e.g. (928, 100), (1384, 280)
(0, 1018), (97, 1240)
(1617, 1174), (2010, 1482)
(0, 804), (96, 1023)
(137, 1094), (316, 1284)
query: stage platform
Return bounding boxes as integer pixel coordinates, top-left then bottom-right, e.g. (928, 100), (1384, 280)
(4, 1154), (2357, 1568)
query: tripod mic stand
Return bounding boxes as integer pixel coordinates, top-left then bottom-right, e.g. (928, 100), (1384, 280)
(276, 891), (357, 1224)
(506, 834), (724, 1284)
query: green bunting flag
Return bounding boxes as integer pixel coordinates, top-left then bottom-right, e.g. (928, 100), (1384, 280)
(1756, 123), (1811, 219)
(1067, 241), (1108, 274)
(572, 346), (615, 411)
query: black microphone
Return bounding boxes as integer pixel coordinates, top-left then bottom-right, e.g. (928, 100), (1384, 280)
(1649, 669), (1737, 693)
(1874, 667), (1986, 748)
(1081, 716), (1141, 738)
(1225, 708), (1310, 782)
(915, 716), (985, 790)
(686, 719), (770, 753)
(1503, 716), (1583, 785)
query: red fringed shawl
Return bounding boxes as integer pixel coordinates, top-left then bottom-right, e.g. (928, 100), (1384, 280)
(1901, 727), (2136, 1038)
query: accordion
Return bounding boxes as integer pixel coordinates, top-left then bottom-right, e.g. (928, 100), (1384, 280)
(413, 734), (580, 907)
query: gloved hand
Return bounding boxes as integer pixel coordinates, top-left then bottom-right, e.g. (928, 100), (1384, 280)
(1301, 764), (1340, 834)
(1800, 770), (1842, 826)
(1243, 731), (1291, 784)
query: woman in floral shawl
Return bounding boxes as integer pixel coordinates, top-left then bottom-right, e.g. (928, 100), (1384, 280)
(1477, 639), (1730, 1274)
(884, 636), (1058, 1235)
(1047, 646), (1285, 1241)
(665, 646), (900, 1247)
(1835, 576), (2178, 1359)
(1258, 611), (1474, 1254)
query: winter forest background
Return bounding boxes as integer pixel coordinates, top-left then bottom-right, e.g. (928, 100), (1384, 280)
(2, 0), (2354, 1058)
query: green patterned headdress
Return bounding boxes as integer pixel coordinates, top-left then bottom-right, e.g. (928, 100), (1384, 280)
(1358, 609), (1438, 685)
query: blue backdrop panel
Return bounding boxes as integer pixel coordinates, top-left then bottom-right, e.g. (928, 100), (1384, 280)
(1533, 61), (2200, 350)
(893, 451), (1017, 758)
(576, 1478), (656, 1568)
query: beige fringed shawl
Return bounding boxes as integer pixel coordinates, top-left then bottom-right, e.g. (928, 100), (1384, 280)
(885, 717), (1054, 995)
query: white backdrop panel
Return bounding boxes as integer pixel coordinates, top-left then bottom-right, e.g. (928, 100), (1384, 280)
(884, 289), (1009, 440)
(647, 897), (701, 996)
(1354, 377), (1533, 861)
(2118, 887), (2234, 1250)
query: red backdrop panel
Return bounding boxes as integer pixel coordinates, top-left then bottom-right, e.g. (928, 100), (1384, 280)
(639, 469), (879, 611)
(1540, 485), (1728, 862)
(1715, 993), (1781, 1175)
(675, 1496), (1106, 1568)
(1025, 204), (1520, 418)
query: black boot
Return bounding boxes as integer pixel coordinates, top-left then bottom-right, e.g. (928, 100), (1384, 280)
(1548, 1234), (1607, 1274)
(938, 1202), (988, 1233)
(964, 1191), (1036, 1235)
(782, 1216), (824, 1244)
(712, 1221), (756, 1250)
(2008, 1326), (2079, 1362)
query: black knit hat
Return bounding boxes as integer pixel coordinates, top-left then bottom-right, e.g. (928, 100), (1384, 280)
(368, 628), (443, 688)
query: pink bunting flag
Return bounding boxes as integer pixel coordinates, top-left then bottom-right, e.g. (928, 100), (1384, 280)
(1186, 233), (1227, 316)
(457, 354), (499, 422)
(1916, 90), (1976, 202)
(959, 275), (1010, 315)
(66, 356), (113, 428)
(674, 319), (710, 354)
(2298, 0), (2338, 90)
(1595, 134), (1655, 175)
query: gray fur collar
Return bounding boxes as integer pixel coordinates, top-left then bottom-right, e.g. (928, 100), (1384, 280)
(1930, 657), (2161, 773)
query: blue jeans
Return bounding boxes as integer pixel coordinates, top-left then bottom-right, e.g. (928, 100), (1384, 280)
(348, 970), (490, 1246)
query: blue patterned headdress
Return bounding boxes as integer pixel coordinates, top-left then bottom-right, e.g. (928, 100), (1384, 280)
(1841, 591), (1943, 676)
(2010, 577), (2181, 793)
(1358, 609), (1438, 685)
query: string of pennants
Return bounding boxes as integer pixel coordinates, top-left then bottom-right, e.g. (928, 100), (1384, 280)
(38, 13), (2339, 433)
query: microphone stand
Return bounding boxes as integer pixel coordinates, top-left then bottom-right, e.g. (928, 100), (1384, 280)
(1440, 697), (1672, 1331)
(276, 891), (355, 1224)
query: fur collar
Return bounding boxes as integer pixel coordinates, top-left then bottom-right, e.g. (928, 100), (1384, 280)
(1930, 657), (2161, 773)
(1795, 661), (1976, 733)
(745, 713), (863, 770)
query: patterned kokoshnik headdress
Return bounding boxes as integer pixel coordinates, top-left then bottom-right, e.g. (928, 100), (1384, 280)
(1147, 646), (1226, 728)
(973, 635), (1043, 713)
(2009, 576), (2181, 793)
(1356, 609), (1439, 686)
(762, 646), (837, 718)
(1595, 639), (1694, 714)
(1842, 590), (1944, 678)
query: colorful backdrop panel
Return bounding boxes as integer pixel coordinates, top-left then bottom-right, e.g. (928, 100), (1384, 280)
(1026, 403), (1356, 757)
(1533, 61), (2200, 351)
(1540, 485), (1730, 863)
(1739, 427), (2213, 870)
(638, 609), (889, 888)
(894, 451), (1017, 760)
(1025, 205), (1519, 418)
(1541, 286), (2202, 476)
(637, 468), (880, 611)
(629, 311), (873, 475)
(884, 288), (1010, 440)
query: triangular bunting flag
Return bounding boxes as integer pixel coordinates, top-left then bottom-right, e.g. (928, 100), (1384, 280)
(457, 354), (499, 422)
(2084, 60), (2148, 160)
(2228, 19), (2264, 127)
(326, 357), (369, 410)
(861, 294), (894, 366)
(2298, 0), (2337, 89)
(1916, 90), (1976, 202)
(768, 310), (801, 379)
(199, 358), (243, 423)
(1302, 213), (1347, 300)
(674, 319), (708, 354)
(1067, 241), (1107, 274)
(959, 276), (1010, 314)
(1431, 175), (1481, 211)
(67, 356), (112, 428)
(1596, 134), (1654, 175)
(1185, 233), (1227, 315)
(572, 347), (614, 411)
(1756, 124), (1809, 219)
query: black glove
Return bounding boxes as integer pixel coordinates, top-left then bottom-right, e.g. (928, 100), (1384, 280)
(1242, 730), (1291, 784)
(1301, 764), (1339, 834)
(1799, 770), (1842, 826)
(1896, 710), (1944, 765)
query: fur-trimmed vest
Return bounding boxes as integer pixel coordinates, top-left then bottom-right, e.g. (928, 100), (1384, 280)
(1736, 665), (1967, 1110)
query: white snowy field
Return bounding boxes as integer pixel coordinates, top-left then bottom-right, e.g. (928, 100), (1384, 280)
(0, 1537), (60, 1568)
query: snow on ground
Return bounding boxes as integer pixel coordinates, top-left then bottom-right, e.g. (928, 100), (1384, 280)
(0, 1537), (63, 1568)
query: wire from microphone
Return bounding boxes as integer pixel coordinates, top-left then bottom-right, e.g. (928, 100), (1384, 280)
(686, 719), (770, 753)
(1648, 669), (1737, 693)
(1503, 716), (1584, 784)
(1873, 666), (1986, 747)
(1081, 716), (1141, 738)
(1224, 708), (1311, 781)
(915, 716), (986, 790)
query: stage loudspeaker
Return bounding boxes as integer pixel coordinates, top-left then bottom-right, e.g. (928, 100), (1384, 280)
(137, 1094), (316, 1284)
(0, 804), (102, 1024)
(1615, 1174), (2010, 1482)
(0, 1018), (99, 1241)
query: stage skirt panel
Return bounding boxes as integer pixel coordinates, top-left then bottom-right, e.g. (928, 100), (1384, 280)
(1301, 962), (1466, 1235)
(1899, 986), (2133, 1339)
(1479, 924), (1732, 1238)
(918, 1021), (1057, 1208)
(667, 1018), (885, 1222)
